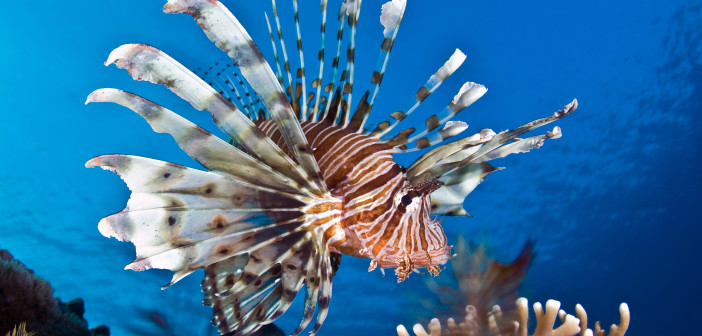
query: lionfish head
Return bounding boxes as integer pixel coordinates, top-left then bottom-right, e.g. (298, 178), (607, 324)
(378, 177), (451, 282)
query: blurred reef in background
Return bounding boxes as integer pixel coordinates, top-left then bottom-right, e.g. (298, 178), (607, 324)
(399, 237), (629, 336)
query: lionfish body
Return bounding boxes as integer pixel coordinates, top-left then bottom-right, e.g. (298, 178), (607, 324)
(257, 119), (449, 274)
(87, 0), (576, 335)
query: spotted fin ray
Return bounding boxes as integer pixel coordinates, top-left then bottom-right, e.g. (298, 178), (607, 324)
(87, 154), (342, 335)
(105, 44), (324, 197)
(409, 100), (578, 215)
(309, 0), (329, 121)
(164, 0), (327, 196)
(87, 0), (578, 334)
(358, 0), (407, 131)
(88, 1), (349, 334)
(371, 49), (466, 138)
(86, 88), (299, 194)
(198, 60), (263, 120)
(409, 100), (578, 184)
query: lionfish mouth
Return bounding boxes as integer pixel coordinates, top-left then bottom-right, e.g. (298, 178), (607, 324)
(390, 244), (452, 282)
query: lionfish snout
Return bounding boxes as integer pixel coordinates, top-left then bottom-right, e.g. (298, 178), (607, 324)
(382, 222), (451, 283)
(372, 181), (450, 282)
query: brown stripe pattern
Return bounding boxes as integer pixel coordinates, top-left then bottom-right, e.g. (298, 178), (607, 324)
(89, 1), (577, 335)
(257, 119), (450, 281)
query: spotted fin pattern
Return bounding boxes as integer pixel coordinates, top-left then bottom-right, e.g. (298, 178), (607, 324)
(105, 44), (322, 196)
(89, 0), (578, 334)
(198, 60), (263, 120)
(164, 0), (327, 196)
(410, 100), (577, 215)
(88, 1), (350, 334)
(309, 0), (329, 121)
(372, 49), (466, 138)
(86, 88), (298, 193)
(87, 153), (341, 335)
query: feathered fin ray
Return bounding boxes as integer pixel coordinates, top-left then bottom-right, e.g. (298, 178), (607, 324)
(291, 0), (309, 121)
(401, 82), (486, 144)
(409, 100), (578, 215)
(338, 0), (362, 128)
(264, 12), (285, 88)
(270, 0), (295, 101)
(309, 0), (328, 121)
(383, 82), (486, 149)
(163, 0), (327, 196)
(350, 0), (407, 131)
(398, 120), (469, 152)
(321, 3), (347, 121)
(87, 152), (342, 335)
(86, 88), (299, 194)
(196, 60), (259, 120)
(371, 49), (467, 138)
(105, 43), (323, 196)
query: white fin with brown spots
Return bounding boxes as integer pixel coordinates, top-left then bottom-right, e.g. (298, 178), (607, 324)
(104, 43), (323, 197)
(87, 153), (342, 335)
(163, 0), (328, 196)
(86, 88), (301, 194)
(87, 2), (350, 332)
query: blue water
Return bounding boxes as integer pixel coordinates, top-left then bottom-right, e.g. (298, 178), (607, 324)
(1, 0), (700, 335)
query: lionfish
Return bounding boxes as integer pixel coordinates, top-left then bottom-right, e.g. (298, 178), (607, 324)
(86, 0), (576, 335)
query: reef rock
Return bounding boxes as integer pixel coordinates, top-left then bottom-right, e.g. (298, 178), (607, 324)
(0, 248), (110, 336)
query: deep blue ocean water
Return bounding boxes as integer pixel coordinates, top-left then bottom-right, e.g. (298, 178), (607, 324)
(1, 0), (700, 335)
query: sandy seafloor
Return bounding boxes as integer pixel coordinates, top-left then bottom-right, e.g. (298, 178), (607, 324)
(1, 0), (700, 335)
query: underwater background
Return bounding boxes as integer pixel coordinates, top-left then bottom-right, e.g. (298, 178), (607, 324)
(1, 0), (700, 335)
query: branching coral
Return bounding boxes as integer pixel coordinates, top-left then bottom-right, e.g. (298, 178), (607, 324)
(401, 236), (629, 336)
(573, 302), (629, 336)
(396, 298), (630, 336)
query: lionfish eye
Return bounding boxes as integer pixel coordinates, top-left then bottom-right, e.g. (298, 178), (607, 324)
(400, 194), (413, 206)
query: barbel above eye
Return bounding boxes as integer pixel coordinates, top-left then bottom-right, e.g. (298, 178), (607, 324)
(400, 194), (413, 205)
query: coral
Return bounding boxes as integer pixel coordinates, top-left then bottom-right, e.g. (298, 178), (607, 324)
(0, 248), (110, 336)
(401, 237), (629, 336)
(396, 298), (630, 336)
